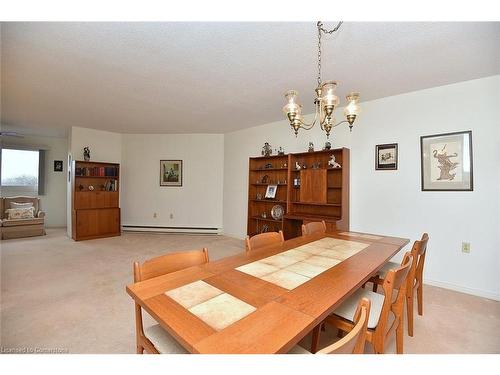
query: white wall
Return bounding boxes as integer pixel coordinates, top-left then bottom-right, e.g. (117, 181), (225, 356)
(67, 126), (122, 236)
(121, 134), (224, 230)
(1, 133), (68, 227)
(223, 75), (500, 300)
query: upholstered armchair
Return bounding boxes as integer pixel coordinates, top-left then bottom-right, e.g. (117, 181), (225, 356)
(1, 196), (46, 240)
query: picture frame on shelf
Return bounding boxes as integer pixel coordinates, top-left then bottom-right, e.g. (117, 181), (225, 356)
(420, 130), (473, 191)
(375, 143), (398, 170)
(160, 160), (183, 187)
(264, 184), (277, 199)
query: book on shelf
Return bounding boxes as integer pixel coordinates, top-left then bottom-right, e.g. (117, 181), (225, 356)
(75, 165), (118, 177)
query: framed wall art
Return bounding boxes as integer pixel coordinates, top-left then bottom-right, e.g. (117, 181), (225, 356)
(375, 143), (398, 170)
(420, 130), (473, 191)
(160, 160), (183, 187)
(54, 160), (63, 172)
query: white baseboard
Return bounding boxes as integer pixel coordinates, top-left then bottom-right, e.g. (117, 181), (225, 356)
(122, 225), (220, 235)
(425, 278), (500, 301)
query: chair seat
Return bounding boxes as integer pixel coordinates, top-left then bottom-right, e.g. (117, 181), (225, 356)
(376, 261), (399, 278)
(333, 289), (385, 329)
(288, 345), (312, 354)
(144, 324), (188, 354)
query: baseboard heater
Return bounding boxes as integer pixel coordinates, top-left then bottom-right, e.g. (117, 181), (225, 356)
(121, 225), (220, 235)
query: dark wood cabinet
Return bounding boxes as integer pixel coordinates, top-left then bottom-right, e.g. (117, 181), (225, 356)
(71, 161), (121, 241)
(247, 148), (350, 240)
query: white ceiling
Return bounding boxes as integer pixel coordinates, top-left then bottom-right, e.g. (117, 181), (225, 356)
(1, 22), (499, 134)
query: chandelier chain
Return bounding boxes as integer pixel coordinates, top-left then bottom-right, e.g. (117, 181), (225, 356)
(316, 21), (343, 87)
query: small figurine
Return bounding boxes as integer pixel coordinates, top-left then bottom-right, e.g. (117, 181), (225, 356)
(295, 161), (301, 170)
(264, 163), (273, 169)
(277, 147), (285, 156)
(282, 162), (287, 168)
(88, 185), (95, 191)
(328, 155), (342, 168)
(261, 212), (267, 219)
(261, 142), (272, 157)
(256, 193), (262, 200)
(83, 146), (91, 161)
(308, 142), (314, 152)
(302, 163), (307, 169)
(323, 141), (332, 151)
(312, 162), (321, 169)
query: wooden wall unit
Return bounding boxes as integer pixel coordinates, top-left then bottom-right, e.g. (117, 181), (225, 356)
(247, 148), (349, 240)
(71, 160), (121, 241)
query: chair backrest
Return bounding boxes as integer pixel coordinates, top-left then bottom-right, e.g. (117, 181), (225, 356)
(376, 252), (413, 334)
(415, 233), (429, 283)
(245, 231), (284, 253)
(406, 233), (429, 290)
(318, 298), (371, 354)
(134, 248), (209, 282)
(301, 221), (327, 236)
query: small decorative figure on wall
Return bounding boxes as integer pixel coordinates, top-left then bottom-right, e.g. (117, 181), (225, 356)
(295, 161), (301, 170)
(262, 142), (272, 157)
(328, 155), (342, 168)
(308, 142), (314, 152)
(83, 147), (91, 161)
(54, 160), (63, 172)
(323, 141), (332, 150)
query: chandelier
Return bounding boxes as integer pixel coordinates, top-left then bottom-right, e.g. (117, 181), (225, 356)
(282, 21), (360, 138)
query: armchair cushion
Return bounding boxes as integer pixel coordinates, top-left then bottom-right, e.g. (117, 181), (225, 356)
(5, 207), (35, 220)
(10, 201), (34, 209)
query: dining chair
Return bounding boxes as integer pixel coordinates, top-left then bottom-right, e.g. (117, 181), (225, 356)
(288, 298), (371, 354)
(371, 233), (429, 336)
(245, 230), (284, 252)
(133, 248), (210, 354)
(301, 220), (327, 236)
(319, 252), (413, 354)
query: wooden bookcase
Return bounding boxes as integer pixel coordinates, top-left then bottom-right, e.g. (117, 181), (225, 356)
(247, 148), (349, 240)
(71, 160), (121, 241)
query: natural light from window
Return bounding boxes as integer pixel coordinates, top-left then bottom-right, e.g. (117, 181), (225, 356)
(1, 149), (39, 189)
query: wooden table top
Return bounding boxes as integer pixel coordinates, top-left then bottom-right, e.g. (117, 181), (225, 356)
(126, 231), (409, 354)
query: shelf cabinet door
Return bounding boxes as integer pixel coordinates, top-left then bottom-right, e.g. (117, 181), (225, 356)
(75, 208), (120, 239)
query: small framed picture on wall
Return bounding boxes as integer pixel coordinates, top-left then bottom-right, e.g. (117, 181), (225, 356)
(54, 160), (63, 172)
(160, 160), (183, 187)
(375, 143), (398, 170)
(420, 130), (473, 191)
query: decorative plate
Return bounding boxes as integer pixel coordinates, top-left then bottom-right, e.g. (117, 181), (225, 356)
(271, 205), (284, 220)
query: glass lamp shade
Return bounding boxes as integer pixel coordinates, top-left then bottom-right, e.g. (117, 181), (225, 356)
(283, 90), (301, 117)
(320, 81), (339, 107)
(344, 92), (360, 116)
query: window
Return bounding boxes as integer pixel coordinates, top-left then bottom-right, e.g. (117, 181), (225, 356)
(1, 149), (40, 193)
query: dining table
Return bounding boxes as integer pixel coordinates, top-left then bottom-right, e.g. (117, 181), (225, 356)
(126, 230), (409, 354)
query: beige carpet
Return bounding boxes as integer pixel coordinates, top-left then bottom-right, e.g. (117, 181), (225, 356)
(1, 229), (499, 354)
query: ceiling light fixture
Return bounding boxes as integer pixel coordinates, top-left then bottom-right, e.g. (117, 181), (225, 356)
(283, 21), (360, 138)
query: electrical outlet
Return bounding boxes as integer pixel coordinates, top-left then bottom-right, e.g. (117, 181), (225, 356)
(170, 213), (174, 219)
(153, 213), (157, 218)
(462, 242), (471, 254)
